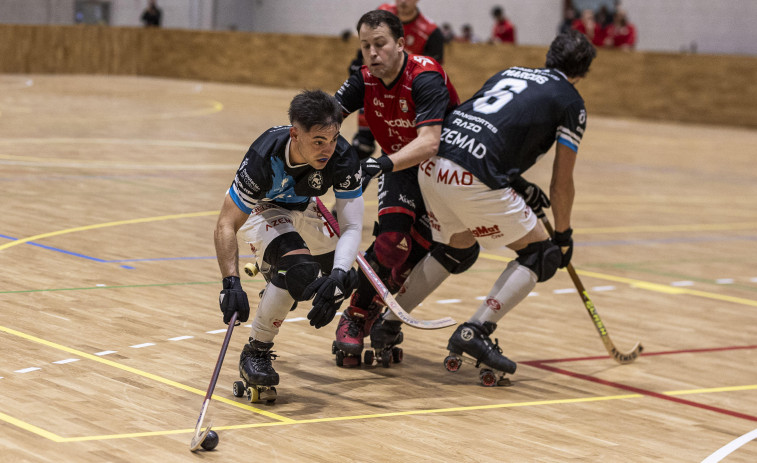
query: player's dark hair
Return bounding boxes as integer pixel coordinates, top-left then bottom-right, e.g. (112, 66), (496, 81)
(288, 89), (343, 131)
(492, 6), (503, 18)
(357, 9), (404, 41)
(545, 29), (597, 78)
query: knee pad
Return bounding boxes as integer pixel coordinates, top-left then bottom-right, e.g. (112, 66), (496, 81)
(374, 231), (412, 269)
(430, 242), (480, 274)
(263, 232), (308, 265)
(515, 240), (561, 282)
(270, 254), (322, 301)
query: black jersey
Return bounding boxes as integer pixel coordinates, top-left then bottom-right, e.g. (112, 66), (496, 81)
(438, 67), (587, 190)
(228, 126), (362, 212)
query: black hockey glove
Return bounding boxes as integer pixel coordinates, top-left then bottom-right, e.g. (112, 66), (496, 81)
(551, 228), (574, 268)
(219, 276), (250, 325)
(509, 175), (551, 214)
(302, 268), (359, 329)
(360, 155), (394, 188)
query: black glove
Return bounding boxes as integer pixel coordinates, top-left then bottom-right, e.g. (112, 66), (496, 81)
(360, 155), (394, 186)
(509, 175), (551, 214)
(552, 228), (574, 268)
(219, 276), (250, 325)
(301, 268), (358, 328)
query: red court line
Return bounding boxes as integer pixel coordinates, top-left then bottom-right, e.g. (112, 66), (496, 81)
(524, 361), (757, 422)
(529, 344), (757, 364)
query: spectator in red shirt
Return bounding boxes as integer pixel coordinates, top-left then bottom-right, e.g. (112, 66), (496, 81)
(605, 8), (636, 50)
(571, 8), (605, 47)
(490, 6), (516, 44)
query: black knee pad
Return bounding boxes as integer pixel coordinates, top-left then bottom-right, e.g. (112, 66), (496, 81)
(430, 242), (480, 274)
(270, 254), (322, 301)
(515, 240), (561, 282)
(263, 232), (308, 265)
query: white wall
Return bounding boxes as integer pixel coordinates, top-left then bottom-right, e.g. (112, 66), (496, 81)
(2, 0), (756, 55)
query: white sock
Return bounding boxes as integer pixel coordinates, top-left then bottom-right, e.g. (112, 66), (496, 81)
(470, 260), (537, 325)
(249, 283), (295, 342)
(383, 253), (451, 322)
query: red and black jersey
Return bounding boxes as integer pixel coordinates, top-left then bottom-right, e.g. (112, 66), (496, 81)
(336, 53), (459, 156)
(378, 3), (444, 62)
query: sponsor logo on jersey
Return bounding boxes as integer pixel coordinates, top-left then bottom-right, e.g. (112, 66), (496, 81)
(386, 118), (416, 128)
(470, 224), (503, 238)
(308, 171), (323, 189)
(372, 97), (384, 108)
(398, 193), (416, 208)
(399, 98), (409, 113)
(413, 56), (433, 66)
(265, 217), (293, 230)
(441, 128), (488, 159)
(579, 109), (586, 124)
(239, 169), (260, 193)
(436, 168), (474, 186)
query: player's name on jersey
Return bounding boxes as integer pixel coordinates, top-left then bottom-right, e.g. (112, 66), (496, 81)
(501, 67), (555, 84)
(450, 110), (499, 133)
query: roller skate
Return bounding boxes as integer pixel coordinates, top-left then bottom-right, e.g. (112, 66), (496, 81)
(366, 315), (404, 368)
(332, 305), (379, 367)
(444, 322), (516, 387)
(232, 339), (278, 403)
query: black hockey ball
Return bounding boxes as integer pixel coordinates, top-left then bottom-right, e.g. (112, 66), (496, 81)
(201, 430), (219, 451)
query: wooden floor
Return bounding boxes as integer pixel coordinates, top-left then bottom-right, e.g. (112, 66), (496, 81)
(1, 74), (756, 463)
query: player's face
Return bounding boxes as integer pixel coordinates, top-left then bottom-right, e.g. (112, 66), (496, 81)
(359, 24), (405, 82)
(289, 123), (341, 170)
(396, 0), (419, 18)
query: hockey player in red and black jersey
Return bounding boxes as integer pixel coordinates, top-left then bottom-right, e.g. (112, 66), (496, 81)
(331, 9), (460, 367)
(348, 0), (445, 160)
(391, 30), (597, 383)
(214, 90), (364, 399)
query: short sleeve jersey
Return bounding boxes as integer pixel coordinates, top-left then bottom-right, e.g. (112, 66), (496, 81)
(228, 126), (362, 213)
(336, 53), (460, 155)
(378, 3), (444, 62)
(438, 67), (587, 190)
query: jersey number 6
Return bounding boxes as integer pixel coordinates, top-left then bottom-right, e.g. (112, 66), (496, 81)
(472, 78), (528, 115)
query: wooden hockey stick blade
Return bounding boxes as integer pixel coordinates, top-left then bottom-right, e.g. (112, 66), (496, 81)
(314, 198), (455, 330)
(189, 418), (213, 451)
(538, 212), (642, 364)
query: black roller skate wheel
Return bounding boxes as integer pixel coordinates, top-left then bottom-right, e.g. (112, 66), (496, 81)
(331, 341), (338, 355)
(480, 369), (497, 387)
(364, 350), (375, 365)
(335, 350), (345, 367)
(265, 386), (277, 404)
(391, 347), (403, 363)
(444, 355), (461, 372)
(232, 380), (246, 398)
(380, 350), (391, 368)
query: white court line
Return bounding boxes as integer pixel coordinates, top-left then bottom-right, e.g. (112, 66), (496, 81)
(52, 358), (79, 364)
(15, 367), (41, 374)
(167, 335), (194, 341)
(206, 329), (227, 334)
(701, 428), (757, 463)
(285, 317), (308, 322)
(527, 292), (539, 297)
(591, 285), (616, 292)
(715, 278), (734, 284)
(437, 299), (462, 304)
(750, 277), (757, 283)
(129, 343), (155, 349)
(671, 281), (695, 287)
(94, 350), (117, 356)
(554, 288), (577, 294)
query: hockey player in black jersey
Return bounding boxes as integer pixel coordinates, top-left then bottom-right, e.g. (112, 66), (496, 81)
(214, 89), (364, 401)
(376, 29), (597, 385)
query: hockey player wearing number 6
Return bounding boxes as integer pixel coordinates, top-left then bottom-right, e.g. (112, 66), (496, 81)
(373, 29), (597, 385)
(214, 90), (363, 402)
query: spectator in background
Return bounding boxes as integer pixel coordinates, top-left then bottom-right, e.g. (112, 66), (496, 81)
(141, 0), (162, 28)
(559, 6), (577, 34)
(456, 24), (481, 44)
(605, 8), (636, 50)
(490, 6), (516, 44)
(441, 22), (456, 44)
(571, 8), (605, 47)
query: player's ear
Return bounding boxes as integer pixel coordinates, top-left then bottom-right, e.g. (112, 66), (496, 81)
(289, 126), (298, 142)
(396, 36), (405, 52)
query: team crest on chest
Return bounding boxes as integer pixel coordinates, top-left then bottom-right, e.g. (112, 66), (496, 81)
(308, 171), (323, 189)
(399, 98), (409, 113)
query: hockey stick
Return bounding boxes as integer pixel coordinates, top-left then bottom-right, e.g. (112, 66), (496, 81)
(538, 212), (643, 364)
(190, 266), (259, 451)
(315, 197), (455, 330)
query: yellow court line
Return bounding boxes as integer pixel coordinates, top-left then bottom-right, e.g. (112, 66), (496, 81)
(0, 411), (66, 442)
(0, 211), (219, 252)
(0, 325), (294, 425)
(479, 253), (757, 307)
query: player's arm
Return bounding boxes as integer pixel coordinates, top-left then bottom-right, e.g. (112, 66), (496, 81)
(424, 27), (445, 63)
(549, 142), (577, 233)
(332, 195), (364, 271)
(214, 194), (249, 278)
(334, 72), (365, 117)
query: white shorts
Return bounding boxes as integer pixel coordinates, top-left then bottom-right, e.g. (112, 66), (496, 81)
(238, 199), (338, 262)
(418, 156), (537, 250)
